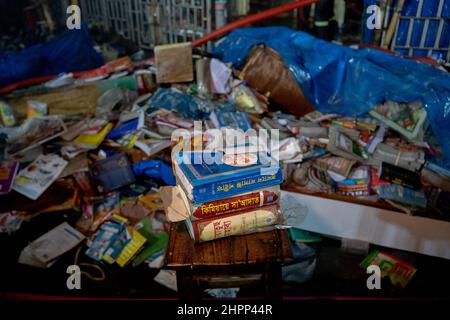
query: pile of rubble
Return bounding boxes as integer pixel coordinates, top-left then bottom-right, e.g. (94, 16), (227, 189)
(0, 32), (449, 291)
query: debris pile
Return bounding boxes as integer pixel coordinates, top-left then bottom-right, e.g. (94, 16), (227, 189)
(1, 26), (449, 292)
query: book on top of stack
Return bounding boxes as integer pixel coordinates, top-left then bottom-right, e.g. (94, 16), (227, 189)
(170, 150), (284, 243)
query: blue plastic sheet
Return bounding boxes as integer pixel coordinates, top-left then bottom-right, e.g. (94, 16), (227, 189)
(0, 23), (104, 88)
(211, 27), (450, 163)
(133, 160), (176, 186)
(148, 87), (237, 120)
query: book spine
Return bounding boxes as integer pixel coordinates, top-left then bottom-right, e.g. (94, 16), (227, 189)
(192, 168), (283, 204)
(191, 204), (280, 242)
(191, 189), (279, 219)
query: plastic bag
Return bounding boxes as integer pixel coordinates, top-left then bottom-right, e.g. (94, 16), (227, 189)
(148, 87), (237, 120)
(133, 160), (176, 186)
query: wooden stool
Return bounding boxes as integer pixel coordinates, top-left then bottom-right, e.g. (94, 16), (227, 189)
(164, 222), (292, 300)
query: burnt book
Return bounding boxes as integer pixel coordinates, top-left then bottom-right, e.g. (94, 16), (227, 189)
(89, 153), (136, 194)
(379, 162), (422, 190)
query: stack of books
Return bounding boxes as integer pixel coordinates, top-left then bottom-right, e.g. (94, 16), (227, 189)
(172, 150), (283, 243)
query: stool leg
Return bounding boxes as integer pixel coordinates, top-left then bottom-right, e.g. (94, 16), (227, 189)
(177, 269), (195, 300)
(264, 263), (282, 300)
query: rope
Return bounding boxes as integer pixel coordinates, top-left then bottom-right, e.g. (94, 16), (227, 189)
(74, 246), (106, 282)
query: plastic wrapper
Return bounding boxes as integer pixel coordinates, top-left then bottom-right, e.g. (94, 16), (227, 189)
(370, 100), (427, 141)
(148, 87), (236, 120)
(148, 87), (211, 120)
(212, 27), (450, 165)
(96, 88), (138, 120)
(0, 212), (24, 234)
(230, 82), (267, 114)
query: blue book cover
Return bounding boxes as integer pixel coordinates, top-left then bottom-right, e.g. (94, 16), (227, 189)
(173, 151), (283, 204)
(210, 111), (253, 131)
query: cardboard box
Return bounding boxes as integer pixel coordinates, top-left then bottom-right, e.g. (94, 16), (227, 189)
(155, 42), (194, 84)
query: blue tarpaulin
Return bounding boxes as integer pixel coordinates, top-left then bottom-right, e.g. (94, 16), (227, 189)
(211, 27), (450, 163)
(0, 23), (104, 88)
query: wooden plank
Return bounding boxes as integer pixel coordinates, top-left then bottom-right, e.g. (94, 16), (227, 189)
(6, 84), (100, 121)
(285, 185), (402, 212)
(165, 222), (292, 268)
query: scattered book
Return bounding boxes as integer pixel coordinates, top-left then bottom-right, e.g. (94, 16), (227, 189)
(327, 130), (368, 162)
(210, 111), (253, 131)
(0, 101), (16, 127)
(13, 154), (68, 200)
(172, 151), (283, 204)
(185, 204), (281, 243)
(0, 161), (19, 195)
(89, 153), (136, 193)
(0, 212), (24, 234)
(360, 250), (417, 288)
(18, 222), (85, 268)
(6, 116), (67, 157)
(134, 140), (173, 157)
(132, 217), (169, 267)
(75, 122), (113, 149)
(116, 228), (147, 267)
(178, 185), (280, 220)
(86, 215), (130, 264)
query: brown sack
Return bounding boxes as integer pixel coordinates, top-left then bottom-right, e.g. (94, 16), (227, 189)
(239, 45), (315, 117)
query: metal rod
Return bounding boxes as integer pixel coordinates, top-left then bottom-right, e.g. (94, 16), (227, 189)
(192, 0), (319, 48)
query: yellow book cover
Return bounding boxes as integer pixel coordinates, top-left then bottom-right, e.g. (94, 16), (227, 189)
(139, 193), (163, 210)
(116, 228), (147, 267)
(75, 123), (113, 149)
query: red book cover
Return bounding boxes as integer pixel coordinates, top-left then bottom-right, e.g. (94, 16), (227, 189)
(192, 188), (279, 219)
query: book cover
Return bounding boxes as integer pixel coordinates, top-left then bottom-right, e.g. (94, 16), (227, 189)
(0, 101), (16, 127)
(376, 184), (427, 208)
(0, 161), (19, 195)
(75, 122), (113, 149)
(173, 151), (282, 204)
(18, 222), (85, 268)
(6, 116), (67, 157)
(12, 154), (68, 200)
(132, 218), (169, 266)
(116, 228), (147, 267)
(86, 215), (130, 264)
(89, 153), (136, 193)
(178, 185), (280, 219)
(186, 204), (281, 243)
(210, 111), (253, 131)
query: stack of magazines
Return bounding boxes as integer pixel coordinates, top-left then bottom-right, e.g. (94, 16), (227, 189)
(171, 150), (284, 243)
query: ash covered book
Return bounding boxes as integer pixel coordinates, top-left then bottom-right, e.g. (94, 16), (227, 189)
(172, 151), (283, 204)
